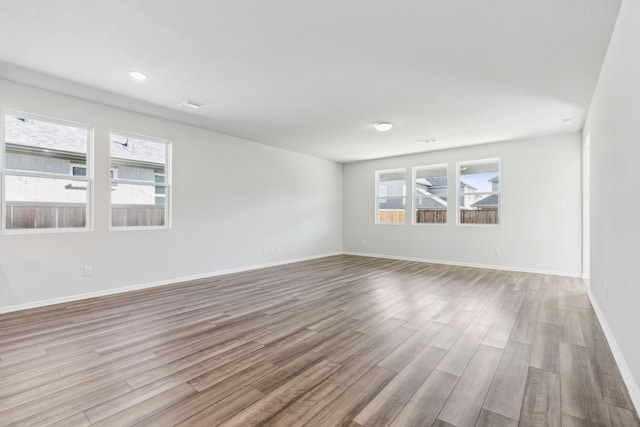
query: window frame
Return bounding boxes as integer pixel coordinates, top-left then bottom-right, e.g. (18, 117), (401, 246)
(109, 130), (171, 231)
(456, 158), (500, 227)
(375, 168), (406, 225)
(1, 109), (93, 234)
(412, 164), (449, 226)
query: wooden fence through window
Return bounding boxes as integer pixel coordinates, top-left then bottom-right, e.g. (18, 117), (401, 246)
(378, 209), (405, 224)
(5, 203), (86, 229)
(379, 209), (498, 225)
(460, 209), (498, 224)
(5, 203), (165, 229)
(416, 210), (447, 224)
(111, 205), (165, 227)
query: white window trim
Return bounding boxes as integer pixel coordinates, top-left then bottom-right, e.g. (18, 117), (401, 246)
(1, 109), (94, 234)
(375, 168), (406, 225)
(456, 158), (500, 227)
(109, 130), (171, 231)
(412, 164), (449, 226)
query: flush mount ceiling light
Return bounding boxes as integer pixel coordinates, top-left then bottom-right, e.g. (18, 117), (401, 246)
(373, 121), (393, 132)
(128, 71), (148, 80)
(179, 100), (205, 110)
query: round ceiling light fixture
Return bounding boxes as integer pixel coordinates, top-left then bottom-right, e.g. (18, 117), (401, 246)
(373, 121), (393, 132)
(128, 71), (148, 80)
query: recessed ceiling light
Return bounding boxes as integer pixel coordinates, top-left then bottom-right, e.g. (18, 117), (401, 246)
(373, 121), (393, 132)
(179, 100), (205, 110)
(128, 71), (148, 80)
(417, 138), (437, 145)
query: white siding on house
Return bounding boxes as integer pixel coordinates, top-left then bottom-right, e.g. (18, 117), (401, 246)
(6, 152), (70, 174)
(117, 165), (155, 182)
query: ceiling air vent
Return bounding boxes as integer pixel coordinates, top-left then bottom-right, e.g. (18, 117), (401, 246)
(179, 100), (205, 110)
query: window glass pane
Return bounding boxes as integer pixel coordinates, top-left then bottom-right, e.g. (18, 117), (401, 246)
(415, 166), (448, 224)
(459, 161), (499, 192)
(378, 170), (405, 197)
(459, 160), (500, 225)
(111, 183), (156, 205)
(2, 112), (91, 232)
(5, 175), (87, 229)
(110, 132), (169, 228)
(377, 169), (405, 224)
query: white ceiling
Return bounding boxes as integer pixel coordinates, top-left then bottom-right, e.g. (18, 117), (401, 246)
(0, 0), (621, 163)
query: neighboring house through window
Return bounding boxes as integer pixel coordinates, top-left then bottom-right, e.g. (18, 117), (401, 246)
(376, 169), (406, 224)
(457, 159), (500, 225)
(1, 112), (92, 231)
(413, 164), (448, 224)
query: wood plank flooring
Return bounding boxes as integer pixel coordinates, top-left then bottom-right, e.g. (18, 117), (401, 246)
(0, 255), (638, 426)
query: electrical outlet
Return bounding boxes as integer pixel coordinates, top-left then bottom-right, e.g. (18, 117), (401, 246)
(362, 240), (367, 247)
(494, 248), (501, 256)
(275, 245), (280, 253)
(83, 266), (93, 277)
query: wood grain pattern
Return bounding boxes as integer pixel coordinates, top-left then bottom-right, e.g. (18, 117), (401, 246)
(519, 366), (562, 427)
(483, 340), (532, 420)
(389, 369), (459, 427)
(0, 254), (637, 426)
(530, 321), (560, 373)
(475, 408), (518, 427)
(437, 344), (503, 426)
(353, 345), (446, 426)
(436, 321), (490, 376)
(560, 341), (610, 425)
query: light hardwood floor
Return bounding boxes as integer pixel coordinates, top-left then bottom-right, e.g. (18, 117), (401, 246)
(0, 255), (638, 426)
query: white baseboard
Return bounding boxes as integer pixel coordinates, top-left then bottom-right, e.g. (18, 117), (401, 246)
(586, 289), (640, 414)
(343, 251), (582, 278)
(0, 252), (343, 315)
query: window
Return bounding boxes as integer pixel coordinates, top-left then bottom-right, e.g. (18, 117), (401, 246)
(457, 159), (500, 225)
(413, 164), (448, 224)
(1, 112), (92, 231)
(154, 173), (166, 206)
(375, 169), (406, 224)
(71, 165), (87, 176)
(110, 131), (170, 228)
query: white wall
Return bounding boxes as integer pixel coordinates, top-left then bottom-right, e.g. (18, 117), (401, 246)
(584, 0), (640, 404)
(343, 133), (582, 275)
(0, 79), (343, 311)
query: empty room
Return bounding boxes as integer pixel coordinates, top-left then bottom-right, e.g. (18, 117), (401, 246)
(0, 0), (639, 426)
